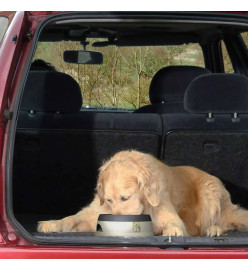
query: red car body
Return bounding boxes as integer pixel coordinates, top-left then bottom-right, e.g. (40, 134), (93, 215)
(1, 11), (248, 259)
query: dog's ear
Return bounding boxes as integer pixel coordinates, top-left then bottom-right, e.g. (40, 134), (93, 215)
(96, 178), (105, 206)
(143, 179), (161, 207)
(137, 159), (162, 207)
(96, 159), (111, 206)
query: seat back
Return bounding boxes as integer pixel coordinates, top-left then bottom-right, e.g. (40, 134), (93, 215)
(162, 73), (248, 207)
(13, 71), (163, 216)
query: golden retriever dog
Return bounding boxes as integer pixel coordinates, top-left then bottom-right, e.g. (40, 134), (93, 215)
(37, 150), (248, 236)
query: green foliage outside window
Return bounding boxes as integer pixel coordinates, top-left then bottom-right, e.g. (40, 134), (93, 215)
(34, 40), (204, 109)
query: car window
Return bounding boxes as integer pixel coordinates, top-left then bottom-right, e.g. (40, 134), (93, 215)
(241, 32), (248, 48)
(33, 40), (205, 110)
(0, 17), (9, 43)
(221, 41), (234, 73)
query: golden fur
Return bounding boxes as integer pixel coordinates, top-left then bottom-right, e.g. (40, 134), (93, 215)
(38, 150), (248, 236)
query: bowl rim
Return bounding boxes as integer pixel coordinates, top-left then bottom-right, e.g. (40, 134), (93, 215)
(98, 214), (152, 222)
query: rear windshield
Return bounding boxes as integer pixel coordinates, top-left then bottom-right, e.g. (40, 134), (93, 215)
(33, 41), (205, 110)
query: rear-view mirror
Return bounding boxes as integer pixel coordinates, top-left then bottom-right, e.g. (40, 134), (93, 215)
(63, 50), (103, 64)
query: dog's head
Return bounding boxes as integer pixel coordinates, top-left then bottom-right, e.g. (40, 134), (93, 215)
(96, 155), (163, 215)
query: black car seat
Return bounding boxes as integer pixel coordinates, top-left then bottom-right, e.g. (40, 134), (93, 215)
(135, 65), (211, 113)
(20, 70), (82, 114)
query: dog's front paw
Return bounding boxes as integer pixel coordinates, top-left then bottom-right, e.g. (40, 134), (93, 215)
(37, 220), (62, 233)
(162, 223), (184, 237)
(206, 225), (223, 237)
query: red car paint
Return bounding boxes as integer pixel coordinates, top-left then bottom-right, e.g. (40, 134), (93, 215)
(1, 11), (248, 259)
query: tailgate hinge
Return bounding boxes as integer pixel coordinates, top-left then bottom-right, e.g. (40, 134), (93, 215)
(26, 30), (33, 41)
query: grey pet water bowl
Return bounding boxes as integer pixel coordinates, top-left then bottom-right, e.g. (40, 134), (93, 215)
(95, 214), (154, 237)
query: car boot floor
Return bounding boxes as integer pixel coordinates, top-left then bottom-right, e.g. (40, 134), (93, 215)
(14, 213), (248, 248)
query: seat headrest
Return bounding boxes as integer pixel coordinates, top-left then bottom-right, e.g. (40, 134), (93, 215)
(184, 73), (248, 113)
(21, 71), (82, 113)
(149, 65), (211, 104)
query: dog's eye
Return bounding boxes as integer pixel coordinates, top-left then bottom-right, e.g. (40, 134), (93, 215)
(105, 198), (112, 203)
(120, 196), (131, 202)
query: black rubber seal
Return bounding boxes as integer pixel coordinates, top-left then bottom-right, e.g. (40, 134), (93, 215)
(98, 214), (152, 222)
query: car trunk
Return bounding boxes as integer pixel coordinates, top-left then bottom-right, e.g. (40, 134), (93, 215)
(10, 110), (248, 248)
(6, 11), (248, 248)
